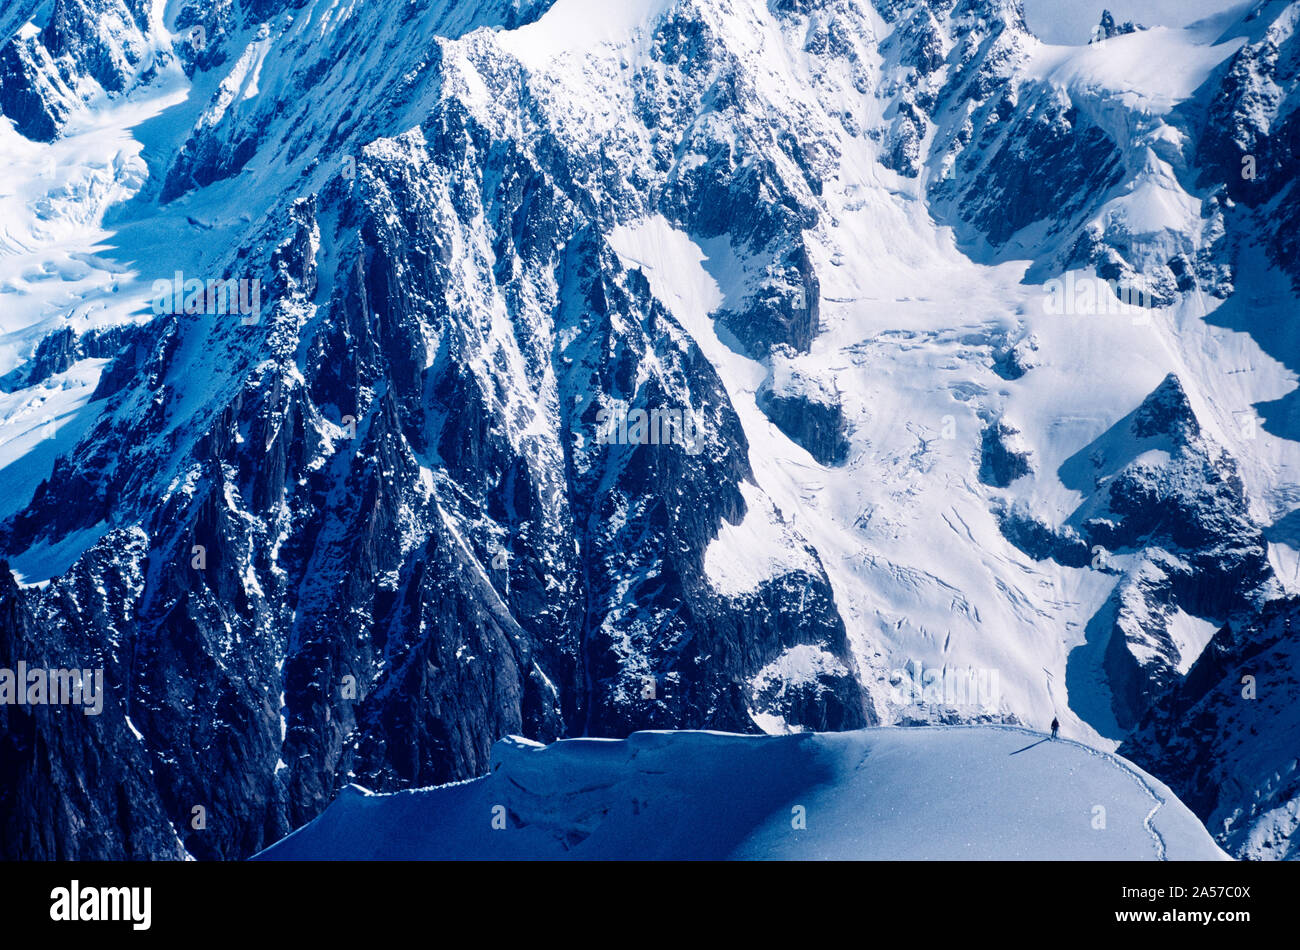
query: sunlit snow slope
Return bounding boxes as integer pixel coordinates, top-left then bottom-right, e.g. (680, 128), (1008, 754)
(257, 726), (1228, 860)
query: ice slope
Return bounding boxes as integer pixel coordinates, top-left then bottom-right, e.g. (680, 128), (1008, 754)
(496, 0), (674, 69)
(256, 726), (1228, 860)
(0, 15), (194, 532)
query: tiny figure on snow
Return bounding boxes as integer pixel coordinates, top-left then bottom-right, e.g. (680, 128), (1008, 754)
(1050, 717), (1060, 740)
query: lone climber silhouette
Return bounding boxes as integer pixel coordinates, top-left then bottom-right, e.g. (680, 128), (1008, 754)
(1050, 717), (1060, 740)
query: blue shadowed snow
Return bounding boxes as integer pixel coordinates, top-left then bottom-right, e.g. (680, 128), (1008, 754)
(256, 726), (1228, 860)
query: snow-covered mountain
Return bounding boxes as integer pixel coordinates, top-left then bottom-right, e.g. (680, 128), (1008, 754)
(0, 0), (1296, 860)
(256, 726), (1230, 860)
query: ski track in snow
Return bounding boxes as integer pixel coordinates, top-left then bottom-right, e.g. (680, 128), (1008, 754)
(993, 723), (1168, 859)
(257, 724), (1223, 860)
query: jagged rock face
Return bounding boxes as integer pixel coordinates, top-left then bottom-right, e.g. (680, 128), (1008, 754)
(990, 332), (1039, 381)
(1090, 10), (1142, 44)
(0, 0), (160, 141)
(0, 550), (189, 860)
(756, 347), (851, 466)
(994, 505), (1092, 568)
(1198, 4), (1300, 207)
(1000, 374), (1278, 736)
(938, 89), (1127, 250)
(0, 33), (66, 141)
(1123, 596), (1300, 861)
(1196, 2), (1300, 290)
(2, 0), (1300, 862)
(1068, 375), (1275, 620)
(0, 0), (868, 859)
(978, 419), (1030, 488)
(877, 0), (1237, 306)
(41, 0), (151, 93)
(0, 324), (145, 393)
